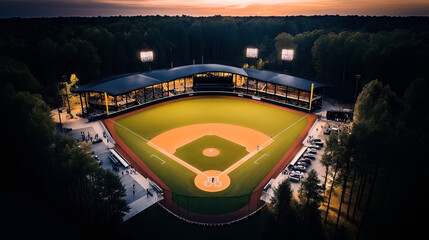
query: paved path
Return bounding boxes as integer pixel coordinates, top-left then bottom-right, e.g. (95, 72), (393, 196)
(58, 115), (162, 221)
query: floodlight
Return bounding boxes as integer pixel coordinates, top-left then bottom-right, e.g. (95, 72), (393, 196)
(281, 49), (294, 61)
(246, 48), (258, 58)
(140, 51), (154, 62)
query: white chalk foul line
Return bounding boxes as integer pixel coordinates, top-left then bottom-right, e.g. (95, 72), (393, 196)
(272, 114), (308, 139)
(110, 119), (208, 177)
(254, 154), (270, 165)
(217, 113), (308, 178)
(109, 119), (149, 142)
(150, 154), (166, 165)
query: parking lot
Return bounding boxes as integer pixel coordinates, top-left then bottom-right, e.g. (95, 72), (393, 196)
(261, 118), (350, 202)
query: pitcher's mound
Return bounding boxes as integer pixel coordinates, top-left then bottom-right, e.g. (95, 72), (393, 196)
(194, 170), (230, 192)
(202, 148), (220, 157)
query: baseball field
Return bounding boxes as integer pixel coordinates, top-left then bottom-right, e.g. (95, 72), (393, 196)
(107, 96), (313, 215)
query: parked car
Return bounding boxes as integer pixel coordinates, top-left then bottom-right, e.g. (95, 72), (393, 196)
(312, 138), (322, 142)
(288, 176), (300, 183)
(303, 154), (316, 159)
(315, 142), (324, 147)
(292, 164), (307, 172)
(307, 149), (317, 154)
(296, 161), (309, 167)
(324, 128), (331, 135)
(92, 137), (102, 144)
(309, 145), (321, 150)
(299, 158), (312, 165)
(290, 170), (304, 177)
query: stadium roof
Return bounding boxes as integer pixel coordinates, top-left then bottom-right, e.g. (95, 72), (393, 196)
(72, 64), (327, 96)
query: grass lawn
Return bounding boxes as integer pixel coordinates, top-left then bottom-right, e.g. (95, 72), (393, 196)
(114, 97), (308, 214)
(174, 135), (249, 171)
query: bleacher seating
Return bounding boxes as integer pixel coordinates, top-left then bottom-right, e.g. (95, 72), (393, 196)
(109, 149), (130, 168)
(149, 181), (163, 193)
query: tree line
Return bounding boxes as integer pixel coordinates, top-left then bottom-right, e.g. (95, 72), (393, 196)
(264, 77), (428, 239)
(321, 78), (429, 239)
(0, 16), (428, 105)
(0, 57), (129, 237)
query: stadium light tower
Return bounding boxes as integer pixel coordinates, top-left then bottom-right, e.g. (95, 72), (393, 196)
(246, 48), (258, 58)
(281, 49), (294, 72)
(139, 50), (154, 70)
(246, 47), (258, 68)
(281, 49), (294, 61)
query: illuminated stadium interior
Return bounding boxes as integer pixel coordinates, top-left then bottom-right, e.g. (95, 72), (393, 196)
(72, 64), (328, 118)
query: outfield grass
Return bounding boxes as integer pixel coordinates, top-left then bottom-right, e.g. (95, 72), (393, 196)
(174, 135), (249, 171)
(114, 97), (308, 214)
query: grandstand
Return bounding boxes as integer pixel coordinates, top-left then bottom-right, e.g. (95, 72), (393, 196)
(72, 64), (328, 118)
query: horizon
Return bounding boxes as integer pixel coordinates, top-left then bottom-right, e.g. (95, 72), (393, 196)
(1, 0), (428, 18)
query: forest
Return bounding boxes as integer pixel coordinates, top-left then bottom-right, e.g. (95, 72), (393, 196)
(1, 15), (428, 239)
(1, 15), (429, 104)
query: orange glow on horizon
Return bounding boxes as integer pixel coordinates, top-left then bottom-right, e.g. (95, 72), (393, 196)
(98, 0), (429, 16)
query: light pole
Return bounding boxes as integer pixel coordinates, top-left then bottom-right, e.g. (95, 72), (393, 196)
(139, 50), (154, 70)
(281, 49), (294, 72)
(353, 74), (361, 102)
(352, 74), (361, 114)
(246, 47), (258, 67)
(62, 75), (71, 114)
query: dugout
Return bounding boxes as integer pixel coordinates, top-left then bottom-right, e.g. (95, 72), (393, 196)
(72, 64), (328, 118)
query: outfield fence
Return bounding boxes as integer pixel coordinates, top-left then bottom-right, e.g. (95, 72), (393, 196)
(158, 187), (266, 225)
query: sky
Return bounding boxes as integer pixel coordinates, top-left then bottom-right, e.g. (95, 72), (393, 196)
(0, 0), (429, 18)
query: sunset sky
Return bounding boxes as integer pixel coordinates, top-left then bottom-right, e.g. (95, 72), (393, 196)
(1, 0), (429, 18)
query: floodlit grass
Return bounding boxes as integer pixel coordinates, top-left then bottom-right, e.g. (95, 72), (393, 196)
(174, 135), (249, 172)
(115, 97), (308, 214)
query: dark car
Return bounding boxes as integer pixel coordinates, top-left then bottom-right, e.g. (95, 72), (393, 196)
(288, 176), (300, 183)
(324, 128), (330, 135)
(292, 164), (307, 172)
(307, 149), (317, 154)
(303, 154), (316, 159)
(309, 145), (321, 150)
(296, 161), (309, 168)
(92, 137), (102, 144)
(299, 158), (312, 165)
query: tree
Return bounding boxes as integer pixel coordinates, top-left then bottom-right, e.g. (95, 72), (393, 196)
(298, 169), (325, 239)
(269, 180), (300, 238)
(321, 131), (344, 223)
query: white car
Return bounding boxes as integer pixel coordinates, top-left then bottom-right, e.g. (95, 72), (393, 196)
(307, 149), (317, 154)
(292, 164), (307, 172)
(290, 170), (304, 177)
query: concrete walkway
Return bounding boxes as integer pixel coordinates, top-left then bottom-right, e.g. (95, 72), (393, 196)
(54, 113), (162, 221)
(123, 172), (164, 221)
